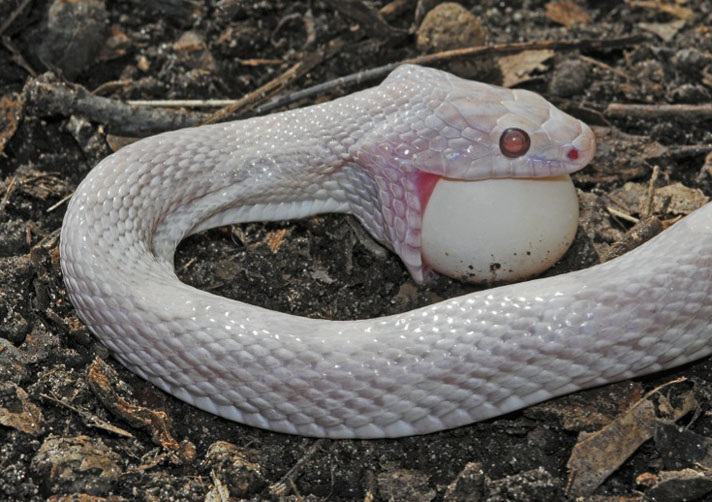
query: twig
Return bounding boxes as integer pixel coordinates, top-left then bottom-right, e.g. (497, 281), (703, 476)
(601, 213), (663, 262)
(0, 0), (32, 37)
(269, 439), (326, 496)
(237, 58), (284, 66)
(203, 38), (344, 125)
(322, 0), (402, 39)
(578, 54), (630, 80)
(380, 0), (410, 18)
(668, 144), (712, 158)
(403, 34), (646, 67)
(92, 79), (132, 96)
(643, 165), (660, 218)
(40, 393), (135, 439)
(259, 35), (646, 114)
(606, 206), (639, 224)
(24, 35), (644, 137)
(606, 103), (712, 120)
(24, 73), (203, 136)
(46, 192), (73, 212)
(271, 13), (305, 48)
(3, 36), (36, 76)
(0, 175), (17, 212)
(601, 166), (664, 263)
(127, 99), (244, 108)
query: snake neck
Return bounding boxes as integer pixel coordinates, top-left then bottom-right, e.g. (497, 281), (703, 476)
(60, 84), (419, 284)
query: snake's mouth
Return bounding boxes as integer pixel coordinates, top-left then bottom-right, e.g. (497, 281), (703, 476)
(411, 165), (585, 212)
(525, 136), (596, 177)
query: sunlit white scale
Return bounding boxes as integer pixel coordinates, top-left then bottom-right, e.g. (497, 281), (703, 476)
(59, 64), (712, 438)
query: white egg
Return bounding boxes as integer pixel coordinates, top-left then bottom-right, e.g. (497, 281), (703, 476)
(421, 175), (579, 284)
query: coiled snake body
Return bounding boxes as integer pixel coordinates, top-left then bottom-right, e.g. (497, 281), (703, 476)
(60, 65), (712, 438)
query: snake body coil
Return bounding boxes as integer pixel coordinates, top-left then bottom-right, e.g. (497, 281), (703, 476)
(60, 65), (712, 438)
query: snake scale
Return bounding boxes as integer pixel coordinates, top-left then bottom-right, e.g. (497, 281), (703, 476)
(60, 65), (712, 438)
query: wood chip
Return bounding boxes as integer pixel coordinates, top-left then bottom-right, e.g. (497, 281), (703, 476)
(87, 358), (195, 464)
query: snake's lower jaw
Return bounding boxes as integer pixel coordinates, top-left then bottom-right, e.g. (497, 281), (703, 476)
(420, 175), (579, 284)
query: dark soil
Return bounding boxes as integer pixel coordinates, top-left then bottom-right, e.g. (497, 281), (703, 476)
(1, 0), (712, 501)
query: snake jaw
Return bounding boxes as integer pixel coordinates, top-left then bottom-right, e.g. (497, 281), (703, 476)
(349, 69), (597, 283)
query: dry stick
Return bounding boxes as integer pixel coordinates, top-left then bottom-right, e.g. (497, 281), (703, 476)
(269, 439), (326, 497)
(601, 166), (664, 263)
(0, 0), (32, 36)
(578, 54), (630, 80)
(202, 38), (345, 125)
(127, 99), (243, 108)
(3, 36), (36, 76)
(405, 35), (646, 66)
(643, 165), (660, 218)
(606, 103), (712, 120)
(322, 0), (402, 39)
(606, 206), (639, 224)
(25, 35), (644, 137)
(0, 175), (17, 212)
(258, 34), (646, 114)
(380, 0), (410, 18)
(22, 39), (343, 135)
(669, 144), (712, 158)
(24, 73), (203, 137)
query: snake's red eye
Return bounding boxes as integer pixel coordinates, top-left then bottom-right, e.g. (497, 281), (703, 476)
(499, 128), (530, 158)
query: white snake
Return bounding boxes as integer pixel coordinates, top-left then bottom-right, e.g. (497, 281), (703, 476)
(60, 65), (712, 438)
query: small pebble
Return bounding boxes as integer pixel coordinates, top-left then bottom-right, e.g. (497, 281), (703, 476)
(548, 59), (590, 97)
(37, 0), (108, 78)
(672, 48), (711, 74)
(668, 83), (711, 103)
(416, 3), (498, 81)
(416, 2), (486, 53)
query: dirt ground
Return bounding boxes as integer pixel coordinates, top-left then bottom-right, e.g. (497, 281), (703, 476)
(2, 0), (712, 500)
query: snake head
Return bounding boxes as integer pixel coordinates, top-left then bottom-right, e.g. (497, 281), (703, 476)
(348, 65), (596, 283)
(360, 64), (596, 180)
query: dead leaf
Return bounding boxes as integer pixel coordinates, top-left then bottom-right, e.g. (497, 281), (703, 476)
(525, 381), (645, 431)
(639, 19), (686, 41)
(40, 392), (135, 439)
(610, 182), (709, 217)
(627, 0), (695, 20)
(0, 385), (45, 437)
(0, 93), (23, 156)
(499, 50), (554, 88)
(566, 378), (697, 496)
(87, 358), (195, 464)
(546, 0), (592, 27)
(31, 435), (122, 483)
